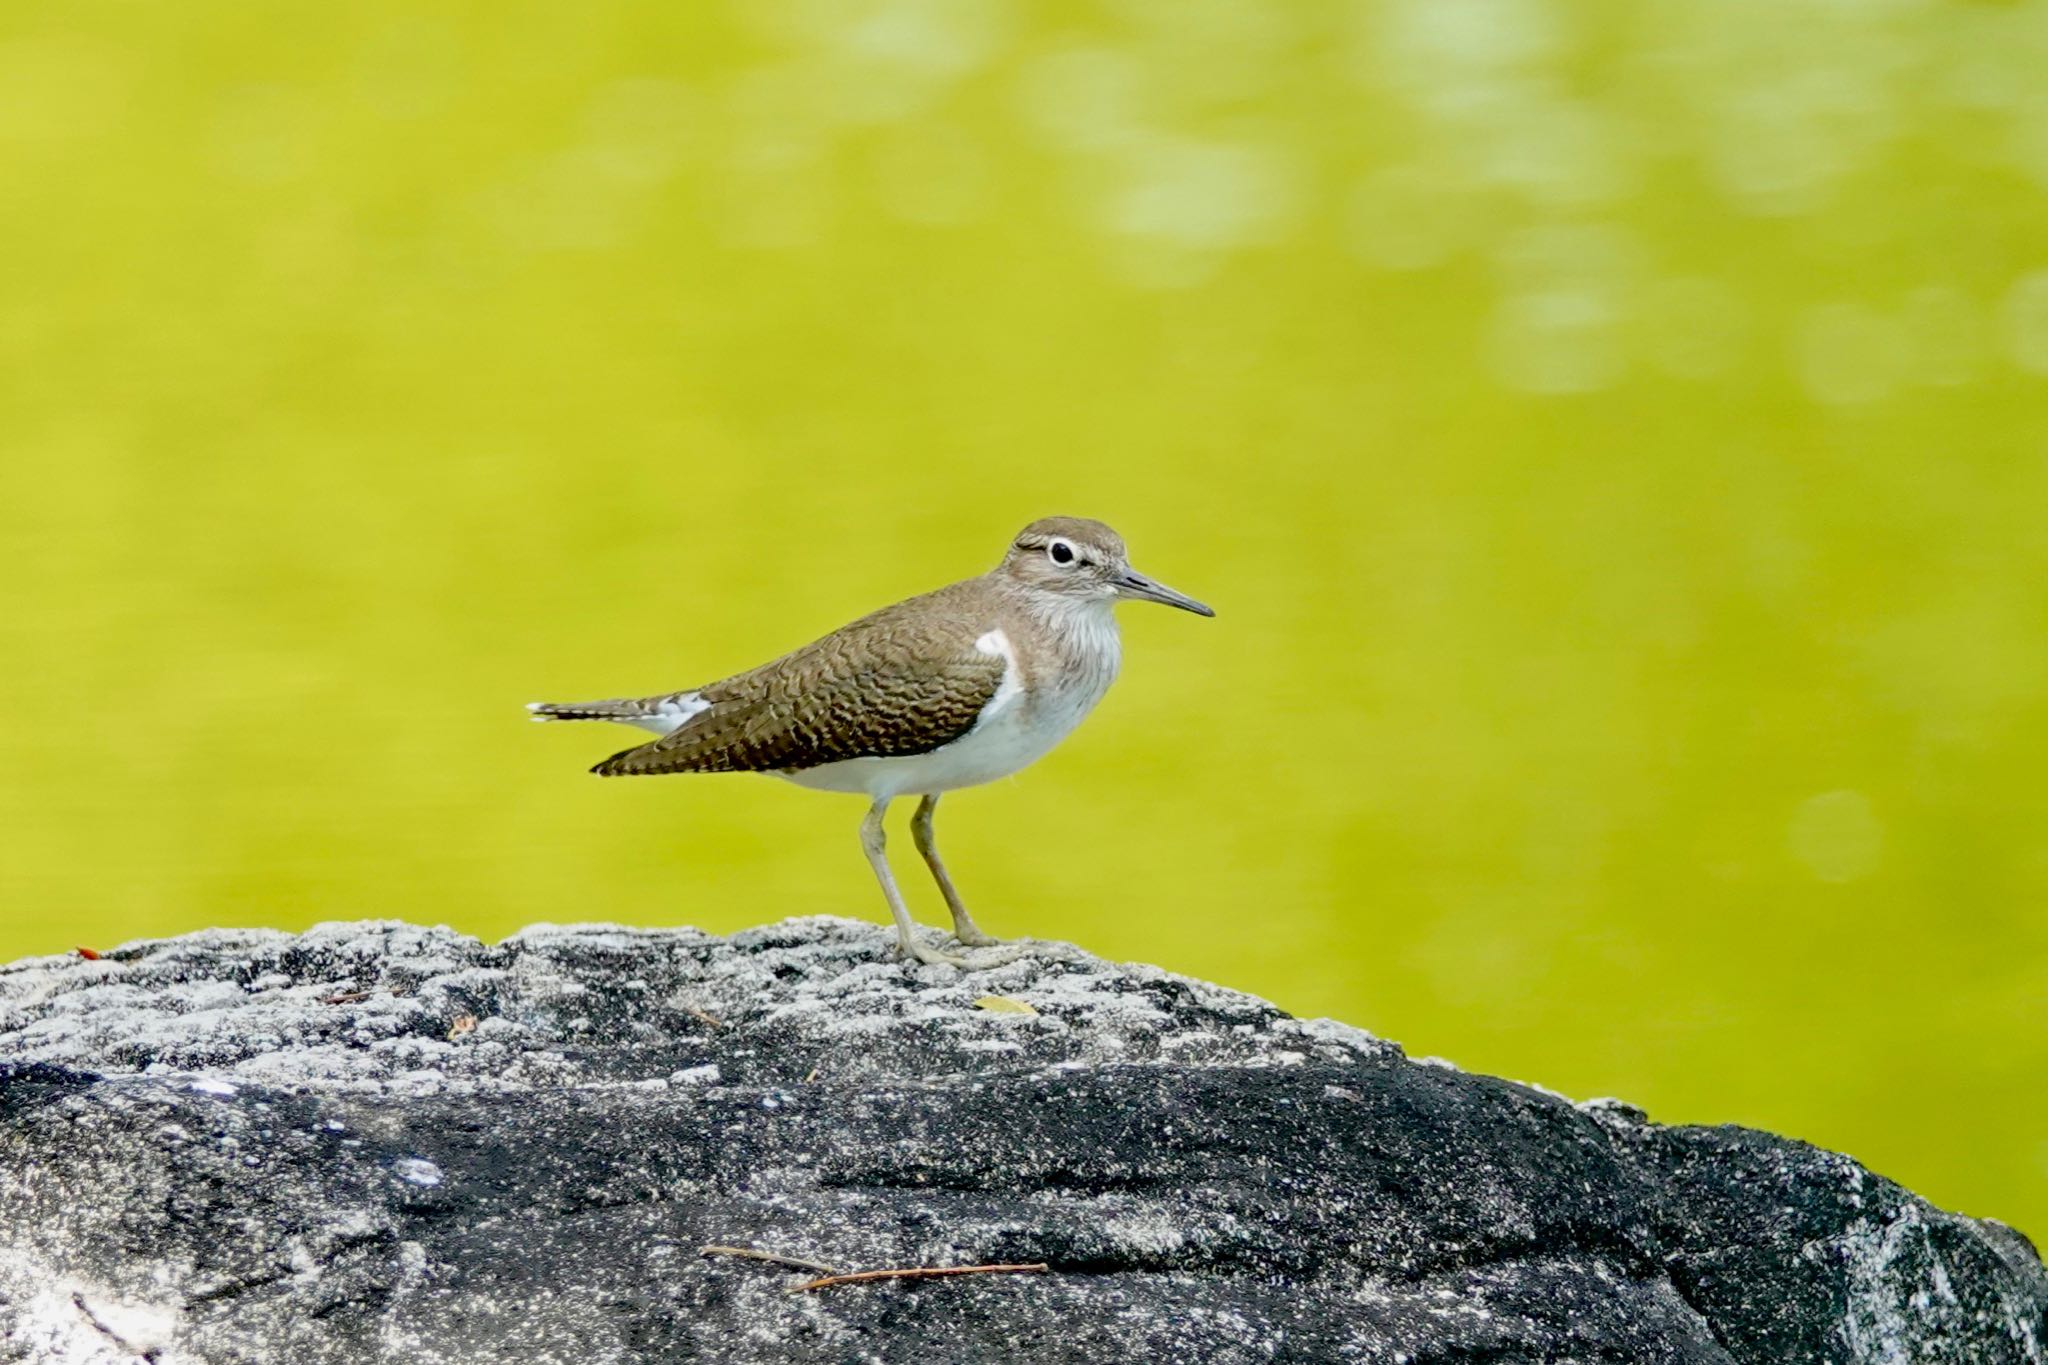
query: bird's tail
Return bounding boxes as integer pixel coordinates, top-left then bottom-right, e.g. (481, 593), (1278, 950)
(526, 693), (708, 735)
(527, 697), (646, 723)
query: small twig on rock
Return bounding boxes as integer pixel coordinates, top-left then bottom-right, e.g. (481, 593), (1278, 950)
(699, 1245), (840, 1276)
(321, 990), (371, 1005)
(683, 1005), (724, 1029)
(787, 1262), (1050, 1294)
(71, 1293), (151, 1359)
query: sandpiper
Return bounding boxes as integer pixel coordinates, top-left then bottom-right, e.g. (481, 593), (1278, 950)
(529, 516), (1213, 966)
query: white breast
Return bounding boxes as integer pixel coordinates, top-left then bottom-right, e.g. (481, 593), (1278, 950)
(781, 604), (1121, 800)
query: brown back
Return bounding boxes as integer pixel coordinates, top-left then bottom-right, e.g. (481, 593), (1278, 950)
(592, 580), (1007, 777)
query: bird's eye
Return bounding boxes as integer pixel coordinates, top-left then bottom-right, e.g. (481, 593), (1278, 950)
(1048, 540), (1076, 566)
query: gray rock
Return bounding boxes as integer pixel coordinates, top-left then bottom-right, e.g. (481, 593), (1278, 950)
(0, 916), (2040, 1364)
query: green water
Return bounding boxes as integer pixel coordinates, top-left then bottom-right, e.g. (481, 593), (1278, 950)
(3, 0), (2045, 1236)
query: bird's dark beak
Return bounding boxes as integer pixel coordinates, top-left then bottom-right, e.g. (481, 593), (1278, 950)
(1118, 569), (1215, 617)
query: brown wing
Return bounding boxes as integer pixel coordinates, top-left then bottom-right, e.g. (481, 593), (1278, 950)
(591, 589), (1006, 778)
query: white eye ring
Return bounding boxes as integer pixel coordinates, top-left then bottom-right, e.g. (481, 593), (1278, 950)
(1048, 540), (1076, 566)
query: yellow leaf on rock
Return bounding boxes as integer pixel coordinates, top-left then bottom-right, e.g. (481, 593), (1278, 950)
(974, 995), (1038, 1016)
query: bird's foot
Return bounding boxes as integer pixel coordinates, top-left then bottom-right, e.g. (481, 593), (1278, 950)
(950, 926), (1002, 949)
(897, 935), (968, 969)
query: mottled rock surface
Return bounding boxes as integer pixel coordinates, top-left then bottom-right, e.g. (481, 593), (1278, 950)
(0, 917), (2041, 1364)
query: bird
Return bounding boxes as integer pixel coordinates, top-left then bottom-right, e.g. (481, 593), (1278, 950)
(528, 516), (1214, 967)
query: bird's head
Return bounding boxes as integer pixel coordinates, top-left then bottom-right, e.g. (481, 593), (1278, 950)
(998, 516), (1214, 617)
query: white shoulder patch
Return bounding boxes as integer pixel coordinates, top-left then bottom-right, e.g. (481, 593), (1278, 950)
(974, 629), (1025, 716)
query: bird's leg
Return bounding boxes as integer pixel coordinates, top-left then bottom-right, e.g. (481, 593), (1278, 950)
(861, 799), (964, 967)
(911, 795), (1000, 947)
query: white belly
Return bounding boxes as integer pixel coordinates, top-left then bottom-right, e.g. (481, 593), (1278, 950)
(775, 702), (1081, 798)
(778, 613), (1118, 800)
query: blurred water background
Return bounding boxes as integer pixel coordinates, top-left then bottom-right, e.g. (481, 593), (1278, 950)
(3, 0), (2046, 1235)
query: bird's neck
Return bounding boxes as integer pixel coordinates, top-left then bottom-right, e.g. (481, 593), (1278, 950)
(998, 583), (1121, 682)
